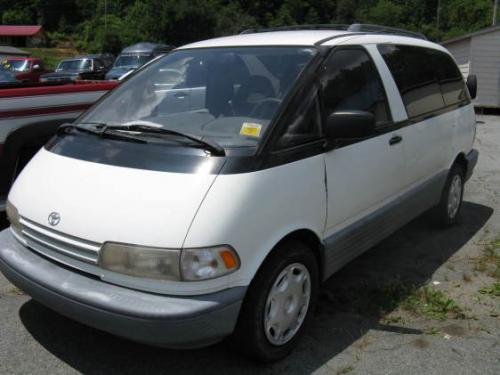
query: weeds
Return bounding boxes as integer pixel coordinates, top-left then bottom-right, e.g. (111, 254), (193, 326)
(479, 282), (500, 297)
(475, 236), (500, 279)
(327, 280), (463, 320)
(402, 286), (465, 320)
(337, 366), (354, 375)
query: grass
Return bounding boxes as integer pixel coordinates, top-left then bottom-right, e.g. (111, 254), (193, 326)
(336, 366), (354, 375)
(9, 287), (24, 296)
(24, 47), (80, 69)
(330, 280), (464, 320)
(402, 286), (465, 320)
(479, 282), (500, 297)
(475, 236), (500, 280)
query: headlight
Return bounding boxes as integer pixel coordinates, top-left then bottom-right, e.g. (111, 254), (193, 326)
(181, 246), (240, 281)
(99, 243), (181, 280)
(6, 200), (22, 232)
(99, 243), (240, 281)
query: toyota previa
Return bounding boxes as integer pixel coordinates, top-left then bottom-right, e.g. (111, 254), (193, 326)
(0, 25), (478, 362)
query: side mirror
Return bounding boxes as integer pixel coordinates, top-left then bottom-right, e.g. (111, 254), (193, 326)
(33, 64), (40, 70)
(325, 110), (375, 141)
(466, 74), (477, 99)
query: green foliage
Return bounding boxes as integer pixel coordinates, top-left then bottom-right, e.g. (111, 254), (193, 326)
(24, 47), (78, 69)
(402, 286), (465, 320)
(2, 8), (33, 24)
(0, 0), (497, 52)
(479, 282), (500, 297)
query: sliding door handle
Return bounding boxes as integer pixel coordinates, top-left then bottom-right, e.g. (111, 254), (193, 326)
(389, 135), (403, 145)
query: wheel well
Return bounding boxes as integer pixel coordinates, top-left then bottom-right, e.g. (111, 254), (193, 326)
(271, 229), (325, 281)
(453, 153), (468, 175)
(0, 120), (64, 195)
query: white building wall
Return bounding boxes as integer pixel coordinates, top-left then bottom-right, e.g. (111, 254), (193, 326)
(445, 38), (471, 77)
(470, 29), (500, 108)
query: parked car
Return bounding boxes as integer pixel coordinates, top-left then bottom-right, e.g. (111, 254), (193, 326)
(0, 69), (20, 88)
(0, 25), (478, 362)
(40, 56), (108, 82)
(77, 53), (115, 70)
(0, 80), (118, 212)
(105, 42), (173, 80)
(1, 57), (52, 83)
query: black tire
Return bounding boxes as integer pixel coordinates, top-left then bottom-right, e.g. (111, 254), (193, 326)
(230, 240), (319, 362)
(430, 164), (465, 229)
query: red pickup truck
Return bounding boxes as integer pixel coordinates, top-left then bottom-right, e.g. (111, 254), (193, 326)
(1, 57), (52, 83)
(0, 80), (118, 210)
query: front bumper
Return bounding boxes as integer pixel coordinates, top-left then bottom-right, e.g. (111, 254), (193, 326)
(465, 149), (479, 182)
(0, 229), (245, 348)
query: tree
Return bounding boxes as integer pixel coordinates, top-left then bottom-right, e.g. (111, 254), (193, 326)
(2, 8), (34, 24)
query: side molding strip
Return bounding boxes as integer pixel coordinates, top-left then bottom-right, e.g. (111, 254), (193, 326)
(322, 170), (447, 280)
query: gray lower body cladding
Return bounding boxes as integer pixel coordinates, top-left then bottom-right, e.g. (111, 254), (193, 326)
(322, 170), (449, 279)
(0, 229), (246, 349)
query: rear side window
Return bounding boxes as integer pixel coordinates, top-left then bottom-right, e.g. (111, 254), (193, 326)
(378, 44), (445, 118)
(320, 48), (390, 125)
(431, 50), (468, 106)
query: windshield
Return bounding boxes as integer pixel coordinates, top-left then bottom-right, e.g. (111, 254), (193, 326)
(56, 59), (91, 72)
(113, 55), (152, 69)
(78, 46), (317, 148)
(2, 59), (29, 72)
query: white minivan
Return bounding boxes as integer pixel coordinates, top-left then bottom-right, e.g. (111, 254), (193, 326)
(0, 25), (478, 362)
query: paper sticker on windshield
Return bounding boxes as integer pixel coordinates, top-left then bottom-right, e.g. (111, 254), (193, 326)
(240, 122), (262, 137)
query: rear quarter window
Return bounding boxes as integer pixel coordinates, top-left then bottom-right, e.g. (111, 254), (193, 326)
(431, 50), (469, 106)
(378, 44), (464, 119)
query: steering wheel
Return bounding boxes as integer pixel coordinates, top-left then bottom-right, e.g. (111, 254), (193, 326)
(249, 97), (282, 119)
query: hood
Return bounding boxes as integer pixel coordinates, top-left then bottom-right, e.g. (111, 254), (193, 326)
(9, 148), (220, 248)
(106, 66), (135, 79)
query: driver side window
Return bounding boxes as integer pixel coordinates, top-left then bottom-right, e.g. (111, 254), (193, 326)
(277, 86), (322, 149)
(321, 48), (391, 126)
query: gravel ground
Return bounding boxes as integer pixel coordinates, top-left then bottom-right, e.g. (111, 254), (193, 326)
(0, 116), (499, 375)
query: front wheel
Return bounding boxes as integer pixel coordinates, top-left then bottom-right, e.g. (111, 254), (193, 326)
(430, 164), (465, 228)
(230, 240), (319, 362)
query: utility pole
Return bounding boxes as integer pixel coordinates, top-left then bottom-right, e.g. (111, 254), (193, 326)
(494, 0), (498, 26)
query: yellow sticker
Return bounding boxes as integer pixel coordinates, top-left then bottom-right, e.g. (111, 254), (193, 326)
(240, 122), (262, 137)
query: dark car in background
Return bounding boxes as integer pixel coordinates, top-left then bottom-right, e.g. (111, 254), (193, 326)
(1, 57), (52, 83)
(40, 56), (108, 82)
(105, 42), (173, 80)
(78, 53), (115, 70)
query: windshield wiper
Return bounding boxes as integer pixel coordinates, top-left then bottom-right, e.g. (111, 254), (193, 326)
(103, 123), (226, 156)
(58, 123), (148, 144)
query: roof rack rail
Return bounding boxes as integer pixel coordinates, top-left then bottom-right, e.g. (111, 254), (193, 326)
(347, 23), (427, 40)
(240, 23), (427, 41)
(240, 24), (349, 34)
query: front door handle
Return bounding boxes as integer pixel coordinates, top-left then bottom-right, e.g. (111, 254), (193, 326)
(174, 92), (188, 99)
(389, 135), (403, 145)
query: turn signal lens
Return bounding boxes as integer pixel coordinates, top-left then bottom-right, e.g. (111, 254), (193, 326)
(220, 250), (238, 269)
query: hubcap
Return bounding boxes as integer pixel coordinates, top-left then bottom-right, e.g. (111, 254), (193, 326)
(264, 263), (311, 346)
(447, 174), (462, 219)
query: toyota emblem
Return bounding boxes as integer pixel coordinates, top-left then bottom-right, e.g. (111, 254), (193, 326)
(48, 212), (61, 226)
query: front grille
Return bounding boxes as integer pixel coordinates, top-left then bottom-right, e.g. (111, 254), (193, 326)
(18, 217), (101, 264)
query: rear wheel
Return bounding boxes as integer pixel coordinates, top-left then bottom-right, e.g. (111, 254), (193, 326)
(430, 164), (465, 228)
(230, 240), (319, 362)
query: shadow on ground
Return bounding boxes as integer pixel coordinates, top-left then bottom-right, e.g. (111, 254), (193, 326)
(18, 201), (493, 374)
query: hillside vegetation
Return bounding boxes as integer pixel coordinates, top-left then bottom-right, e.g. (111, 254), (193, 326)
(0, 0), (495, 53)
